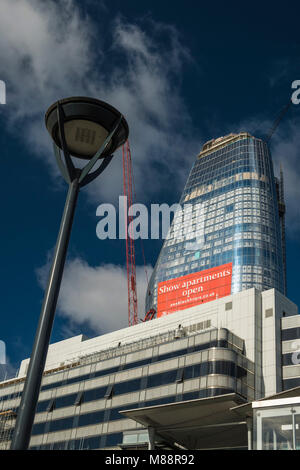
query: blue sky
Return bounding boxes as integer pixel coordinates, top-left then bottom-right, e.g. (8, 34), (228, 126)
(0, 0), (300, 377)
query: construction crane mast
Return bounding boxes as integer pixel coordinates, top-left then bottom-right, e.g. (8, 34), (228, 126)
(122, 141), (138, 326)
(264, 100), (292, 296)
(265, 100), (292, 143)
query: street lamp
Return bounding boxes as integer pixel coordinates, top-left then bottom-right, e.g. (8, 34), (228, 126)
(11, 97), (129, 450)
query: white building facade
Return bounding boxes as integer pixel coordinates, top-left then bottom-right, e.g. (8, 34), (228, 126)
(0, 287), (299, 450)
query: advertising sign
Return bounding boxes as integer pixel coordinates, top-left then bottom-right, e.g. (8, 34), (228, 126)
(157, 263), (232, 318)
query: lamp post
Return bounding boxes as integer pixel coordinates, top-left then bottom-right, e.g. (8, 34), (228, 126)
(11, 97), (129, 450)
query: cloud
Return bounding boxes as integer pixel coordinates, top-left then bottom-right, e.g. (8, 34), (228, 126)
(0, 1), (192, 336)
(0, 0), (198, 202)
(36, 257), (153, 334)
(0, 356), (18, 381)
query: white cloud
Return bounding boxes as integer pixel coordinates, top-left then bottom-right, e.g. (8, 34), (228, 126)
(0, 356), (18, 381)
(36, 257), (153, 334)
(0, 0), (199, 202)
(1, 1), (193, 336)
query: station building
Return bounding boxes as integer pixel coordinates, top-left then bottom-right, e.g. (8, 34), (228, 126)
(0, 133), (299, 450)
(0, 287), (299, 450)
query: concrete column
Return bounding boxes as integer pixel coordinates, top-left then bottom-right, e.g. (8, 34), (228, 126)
(148, 426), (156, 450)
(246, 417), (253, 450)
(273, 429), (277, 450)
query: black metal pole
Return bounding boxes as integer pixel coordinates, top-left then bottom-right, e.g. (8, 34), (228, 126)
(11, 178), (80, 450)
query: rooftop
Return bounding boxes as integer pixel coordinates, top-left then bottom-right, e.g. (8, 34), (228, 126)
(198, 132), (257, 158)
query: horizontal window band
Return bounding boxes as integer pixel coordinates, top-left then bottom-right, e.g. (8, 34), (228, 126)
(33, 360), (252, 415)
(31, 387), (236, 438)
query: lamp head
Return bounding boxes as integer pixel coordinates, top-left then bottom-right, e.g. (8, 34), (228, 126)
(45, 96), (129, 159)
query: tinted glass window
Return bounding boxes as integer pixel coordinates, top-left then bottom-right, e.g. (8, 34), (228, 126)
(113, 378), (141, 395)
(55, 393), (77, 409)
(84, 386), (107, 402)
(37, 444), (52, 450)
(94, 366), (119, 379)
(67, 439), (82, 450)
(41, 380), (63, 391)
(109, 403), (138, 421)
(66, 373), (90, 386)
(283, 377), (300, 390)
(158, 349), (188, 362)
(48, 416), (74, 433)
(31, 422), (46, 436)
(282, 328), (300, 342)
(36, 400), (50, 413)
(185, 364), (201, 379)
(147, 369), (177, 389)
(208, 387), (234, 396)
(78, 410), (105, 428)
(37, 340), (231, 393)
(52, 442), (66, 450)
(83, 435), (101, 449)
(282, 353), (294, 366)
(105, 432), (123, 447)
(236, 365), (247, 378)
(182, 391), (200, 401)
(123, 358), (151, 370)
(209, 361), (236, 376)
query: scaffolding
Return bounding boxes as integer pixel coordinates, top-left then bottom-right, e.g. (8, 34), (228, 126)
(0, 410), (17, 450)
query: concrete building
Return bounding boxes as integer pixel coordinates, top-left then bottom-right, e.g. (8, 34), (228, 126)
(0, 287), (299, 450)
(0, 133), (298, 450)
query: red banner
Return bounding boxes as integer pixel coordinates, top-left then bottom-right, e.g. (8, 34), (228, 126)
(157, 263), (232, 318)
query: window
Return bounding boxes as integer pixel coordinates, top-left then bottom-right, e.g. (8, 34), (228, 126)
(122, 358), (151, 370)
(113, 378), (141, 396)
(176, 368), (184, 383)
(36, 399), (50, 413)
(104, 384), (114, 399)
(147, 369), (177, 389)
(282, 328), (300, 342)
(31, 422), (46, 436)
(78, 410), (105, 428)
(52, 442), (66, 450)
(48, 416), (74, 433)
(282, 353), (295, 366)
(82, 436), (101, 450)
(41, 380), (63, 391)
(93, 366), (119, 379)
(55, 393), (77, 409)
(105, 433), (123, 448)
(283, 378), (300, 390)
(84, 386), (107, 402)
(185, 364), (201, 380)
(183, 391), (200, 401)
(265, 308), (273, 318)
(46, 398), (55, 412)
(74, 391), (84, 406)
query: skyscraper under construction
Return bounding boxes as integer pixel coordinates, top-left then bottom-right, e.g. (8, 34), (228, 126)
(146, 132), (286, 316)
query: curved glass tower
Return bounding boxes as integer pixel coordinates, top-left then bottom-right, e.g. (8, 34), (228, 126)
(146, 132), (285, 315)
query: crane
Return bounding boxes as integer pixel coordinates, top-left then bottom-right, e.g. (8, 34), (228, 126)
(264, 100), (292, 143)
(122, 141), (156, 326)
(263, 99), (293, 297)
(122, 140), (138, 326)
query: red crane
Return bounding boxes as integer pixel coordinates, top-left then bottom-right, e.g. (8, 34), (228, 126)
(122, 141), (138, 326)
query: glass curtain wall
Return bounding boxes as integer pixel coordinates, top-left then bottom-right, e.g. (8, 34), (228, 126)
(146, 133), (284, 313)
